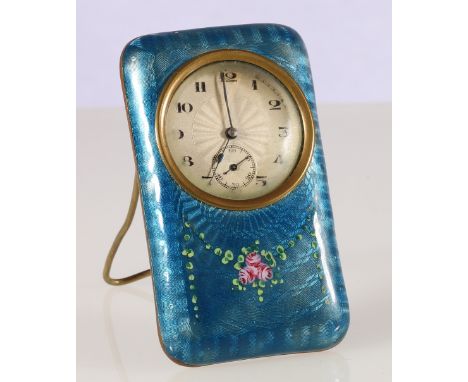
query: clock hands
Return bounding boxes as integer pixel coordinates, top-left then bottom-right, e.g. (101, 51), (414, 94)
(221, 72), (238, 140)
(206, 72), (237, 184)
(206, 139), (229, 184)
(223, 155), (251, 175)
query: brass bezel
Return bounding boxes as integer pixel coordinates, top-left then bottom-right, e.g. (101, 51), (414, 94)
(156, 49), (315, 210)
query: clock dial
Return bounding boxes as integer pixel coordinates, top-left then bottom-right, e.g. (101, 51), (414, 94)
(157, 51), (314, 209)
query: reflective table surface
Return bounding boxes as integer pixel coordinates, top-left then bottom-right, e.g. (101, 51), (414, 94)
(77, 103), (391, 381)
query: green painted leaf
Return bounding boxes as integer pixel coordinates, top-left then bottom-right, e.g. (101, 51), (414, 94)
(198, 232), (205, 240)
(276, 245), (285, 253)
(224, 250), (234, 260)
(188, 274), (195, 281)
(183, 234), (190, 241)
(214, 247), (222, 255)
(186, 262), (193, 270)
(237, 255), (244, 263)
(192, 295), (197, 304)
(221, 257), (229, 264)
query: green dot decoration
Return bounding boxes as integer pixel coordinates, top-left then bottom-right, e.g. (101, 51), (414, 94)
(224, 250), (234, 260)
(180, 208), (328, 308)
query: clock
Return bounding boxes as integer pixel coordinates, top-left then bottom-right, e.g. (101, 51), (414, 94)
(109, 24), (349, 366)
(157, 50), (314, 209)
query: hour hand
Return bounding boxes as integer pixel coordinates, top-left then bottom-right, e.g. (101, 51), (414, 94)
(204, 142), (228, 183)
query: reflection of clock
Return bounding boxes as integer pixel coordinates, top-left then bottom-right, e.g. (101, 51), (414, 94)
(157, 50), (314, 210)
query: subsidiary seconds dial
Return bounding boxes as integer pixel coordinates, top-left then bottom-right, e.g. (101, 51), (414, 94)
(157, 50), (314, 210)
(214, 145), (256, 190)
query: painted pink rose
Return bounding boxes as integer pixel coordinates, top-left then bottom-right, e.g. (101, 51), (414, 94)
(245, 252), (262, 267)
(238, 265), (258, 285)
(257, 263), (273, 281)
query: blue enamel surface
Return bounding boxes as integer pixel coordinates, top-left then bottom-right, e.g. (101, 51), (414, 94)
(121, 24), (349, 365)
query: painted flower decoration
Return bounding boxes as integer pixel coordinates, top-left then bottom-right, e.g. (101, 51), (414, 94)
(238, 265), (258, 285)
(238, 251), (273, 285)
(245, 252), (262, 267)
(257, 263), (273, 281)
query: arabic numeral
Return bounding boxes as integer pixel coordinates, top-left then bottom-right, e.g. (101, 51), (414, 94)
(177, 102), (193, 113)
(256, 176), (267, 186)
(273, 155), (283, 164)
(278, 127), (288, 137)
(183, 156), (194, 166)
(269, 100), (281, 110)
(224, 72), (237, 82)
(195, 82), (206, 92)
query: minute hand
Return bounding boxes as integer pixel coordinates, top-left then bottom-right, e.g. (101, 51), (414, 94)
(207, 72), (236, 184)
(221, 72), (234, 129)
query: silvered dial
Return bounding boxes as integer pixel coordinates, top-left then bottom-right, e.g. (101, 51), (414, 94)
(161, 59), (304, 202)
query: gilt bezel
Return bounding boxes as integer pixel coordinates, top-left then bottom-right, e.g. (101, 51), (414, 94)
(156, 49), (315, 210)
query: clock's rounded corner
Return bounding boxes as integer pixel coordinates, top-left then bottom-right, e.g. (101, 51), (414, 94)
(268, 24), (306, 45)
(157, 330), (204, 367)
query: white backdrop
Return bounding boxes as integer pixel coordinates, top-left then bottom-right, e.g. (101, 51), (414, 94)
(77, 0), (391, 107)
(77, 1), (391, 380)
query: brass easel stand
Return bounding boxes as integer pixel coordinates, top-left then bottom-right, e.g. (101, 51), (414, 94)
(102, 172), (150, 285)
